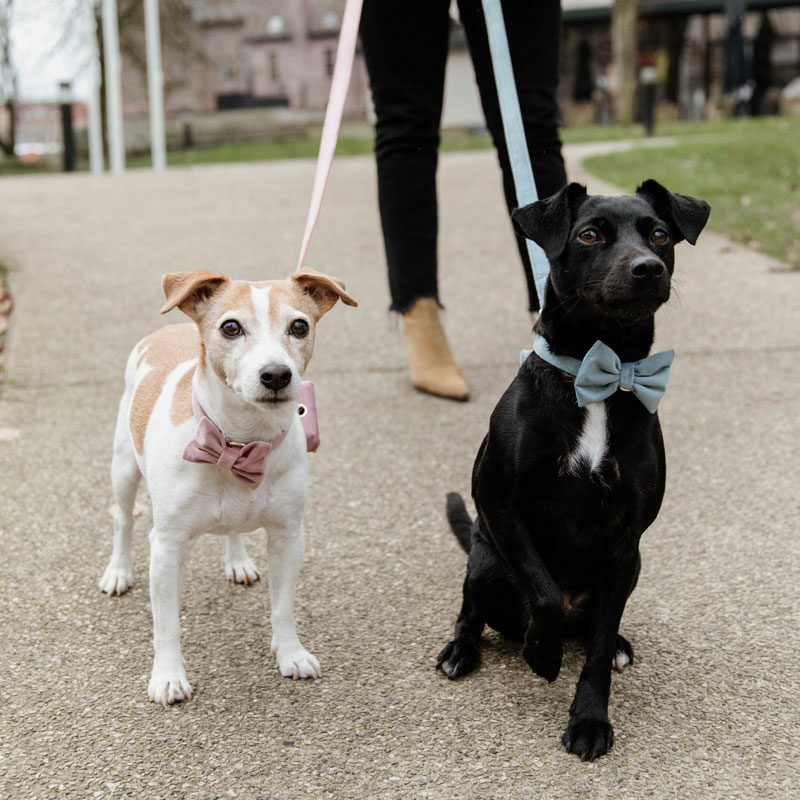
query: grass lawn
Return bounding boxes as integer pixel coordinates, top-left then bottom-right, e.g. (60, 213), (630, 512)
(127, 136), (372, 167)
(582, 115), (800, 268)
(125, 129), (498, 168)
(0, 131), (493, 173)
(0, 156), (63, 176)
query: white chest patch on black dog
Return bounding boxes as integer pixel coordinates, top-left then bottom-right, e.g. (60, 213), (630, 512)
(566, 402), (608, 475)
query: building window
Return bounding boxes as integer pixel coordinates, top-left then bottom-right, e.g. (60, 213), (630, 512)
(270, 53), (279, 80)
(220, 53), (236, 83)
(267, 16), (285, 36)
(325, 48), (334, 77)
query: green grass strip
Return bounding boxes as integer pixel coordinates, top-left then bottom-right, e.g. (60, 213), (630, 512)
(583, 116), (800, 267)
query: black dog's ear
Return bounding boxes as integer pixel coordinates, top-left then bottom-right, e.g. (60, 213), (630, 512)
(636, 179), (710, 245)
(512, 183), (588, 256)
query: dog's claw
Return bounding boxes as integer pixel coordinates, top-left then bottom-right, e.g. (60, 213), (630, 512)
(562, 717), (614, 761)
(99, 564), (133, 596)
(275, 646), (321, 680)
(225, 558), (261, 585)
(148, 671), (193, 706)
(436, 639), (480, 679)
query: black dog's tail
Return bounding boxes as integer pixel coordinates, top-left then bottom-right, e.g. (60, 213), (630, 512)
(446, 492), (473, 554)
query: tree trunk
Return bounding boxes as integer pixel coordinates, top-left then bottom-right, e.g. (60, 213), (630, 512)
(0, 99), (13, 156)
(612, 0), (639, 125)
(95, 5), (109, 162)
(0, 0), (15, 157)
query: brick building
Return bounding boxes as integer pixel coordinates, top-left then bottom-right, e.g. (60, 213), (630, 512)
(119, 0), (800, 127)
(121, 0), (369, 118)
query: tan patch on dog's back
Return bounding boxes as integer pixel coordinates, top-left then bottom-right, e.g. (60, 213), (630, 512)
(170, 364), (195, 425)
(130, 324), (199, 454)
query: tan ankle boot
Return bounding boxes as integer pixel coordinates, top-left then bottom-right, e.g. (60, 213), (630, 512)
(401, 298), (469, 401)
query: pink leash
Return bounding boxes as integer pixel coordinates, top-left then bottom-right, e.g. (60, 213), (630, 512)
(294, 0), (364, 452)
(295, 0), (365, 272)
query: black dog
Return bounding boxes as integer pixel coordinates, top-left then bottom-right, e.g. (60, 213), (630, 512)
(436, 180), (710, 761)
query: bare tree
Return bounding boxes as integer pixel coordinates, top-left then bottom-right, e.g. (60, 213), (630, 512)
(0, 0), (16, 157)
(92, 0), (203, 154)
(611, 0), (639, 125)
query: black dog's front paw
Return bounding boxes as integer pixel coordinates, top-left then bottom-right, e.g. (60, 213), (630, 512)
(436, 638), (480, 679)
(562, 716), (614, 761)
(522, 639), (562, 683)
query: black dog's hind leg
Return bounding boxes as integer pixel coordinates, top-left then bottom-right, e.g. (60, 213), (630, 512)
(562, 550), (640, 761)
(436, 574), (485, 678)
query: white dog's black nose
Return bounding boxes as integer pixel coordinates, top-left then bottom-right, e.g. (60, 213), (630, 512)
(631, 256), (665, 280)
(259, 365), (292, 391)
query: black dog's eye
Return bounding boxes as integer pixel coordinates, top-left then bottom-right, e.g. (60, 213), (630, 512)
(220, 320), (242, 338)
(650, 229), (669, 246)
(289, 319), (310, 338)
(578, 229), (601, 244)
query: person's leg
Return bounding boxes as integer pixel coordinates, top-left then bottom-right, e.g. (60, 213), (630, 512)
(458, 0), (567, 312)
(360, 0), (450, 311)
(361, 0), (469, 400)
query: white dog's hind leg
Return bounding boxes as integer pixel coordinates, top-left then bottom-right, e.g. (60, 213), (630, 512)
(267, 526), (320, 680)
(147, 530), (193, 705)
(224, 533), (261, 584)
(100, 401), (141, 596)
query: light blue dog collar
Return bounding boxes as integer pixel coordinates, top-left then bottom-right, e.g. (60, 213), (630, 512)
(521, 337), (675, 414)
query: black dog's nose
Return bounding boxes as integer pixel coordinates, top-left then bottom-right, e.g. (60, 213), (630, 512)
(631, 256), (665, 280)
(259, 365), (292, 391)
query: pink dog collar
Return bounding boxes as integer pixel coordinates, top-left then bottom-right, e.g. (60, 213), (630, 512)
(183, 381), (320, 488)
(297, 381), (320, 453)
(183, 395), (288, 489)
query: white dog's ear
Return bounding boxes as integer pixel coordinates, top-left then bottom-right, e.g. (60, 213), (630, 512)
(160, 270), (228, 320)
(291, 267), (358, 318)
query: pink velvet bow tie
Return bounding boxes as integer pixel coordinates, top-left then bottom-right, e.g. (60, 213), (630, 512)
(182, 395), (288, 489)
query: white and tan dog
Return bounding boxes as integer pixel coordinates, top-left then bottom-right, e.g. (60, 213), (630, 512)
(99, 267), (356, 705)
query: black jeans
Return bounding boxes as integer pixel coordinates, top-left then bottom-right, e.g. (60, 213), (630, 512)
(360, 0), (566, 312)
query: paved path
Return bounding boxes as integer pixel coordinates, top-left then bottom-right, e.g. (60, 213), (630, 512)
(0, 146), (798, 799)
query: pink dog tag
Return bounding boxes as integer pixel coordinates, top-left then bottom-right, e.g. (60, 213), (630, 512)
(298, 381), (320, 452)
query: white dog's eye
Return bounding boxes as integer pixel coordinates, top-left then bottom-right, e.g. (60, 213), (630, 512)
(220, 320), (242, 338)
(289, 319), (309, 338)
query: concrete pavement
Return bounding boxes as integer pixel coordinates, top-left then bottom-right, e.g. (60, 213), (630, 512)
(0, 146), (798, 799)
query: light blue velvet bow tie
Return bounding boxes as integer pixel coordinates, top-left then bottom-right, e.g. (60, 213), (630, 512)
(520, 337), (675, 414)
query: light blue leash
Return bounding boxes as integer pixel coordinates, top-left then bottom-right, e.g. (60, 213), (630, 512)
(482, 0), (674, 413)
(481, 0), (551, 307)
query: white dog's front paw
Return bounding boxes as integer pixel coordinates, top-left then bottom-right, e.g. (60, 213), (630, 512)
(274, 645), (321, 680)
(224, 554), (261, 585)
(148, 669), (193, 706)
(99, 563), (133, 596)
